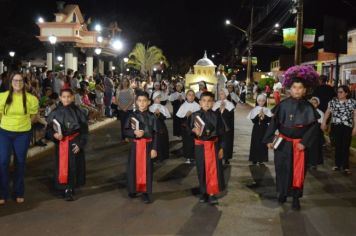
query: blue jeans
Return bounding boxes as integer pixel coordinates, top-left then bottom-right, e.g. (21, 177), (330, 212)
(0, 128), (32, 200)
(104, 91), (113, 117)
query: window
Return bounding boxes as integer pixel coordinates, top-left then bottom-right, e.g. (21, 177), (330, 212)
(72, 13), (77, 23)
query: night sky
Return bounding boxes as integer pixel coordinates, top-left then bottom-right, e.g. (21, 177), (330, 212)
(1, 0), (356, 72)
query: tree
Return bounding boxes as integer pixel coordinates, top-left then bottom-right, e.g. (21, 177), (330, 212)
(128, 43), (168, 77)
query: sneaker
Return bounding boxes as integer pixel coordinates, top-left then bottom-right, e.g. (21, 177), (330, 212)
(332, 166), (340, 171)
(128, 193), (137, 198)
(64, 188), (74, 201)
(208, 195), (219, 205)
(142, 193), (152, 204)
(292, 197), (301, 210)
(185, 159), (191, 164)
(199, 194), (208, 203)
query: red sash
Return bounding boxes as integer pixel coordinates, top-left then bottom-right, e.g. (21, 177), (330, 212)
(134, 138), (152, 192)
(195, 138), (220, 195)
(58, 133), (79, 184)
(279, 134), (305, 189)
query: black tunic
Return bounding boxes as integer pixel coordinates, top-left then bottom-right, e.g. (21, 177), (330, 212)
(190, 109), (226, 195)
(172, 99), (185, 136)
(263, 97), (319, 198)
(46, 103), (89, 191)
(124, 110), (158, 194)
(249, 115), (271, 163)
(181, 115), (195, 160)
(220, 109), (235, 160)
(154, 112), (169, 161)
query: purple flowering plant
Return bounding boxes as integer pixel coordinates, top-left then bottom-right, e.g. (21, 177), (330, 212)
(283, 65), (320, 88)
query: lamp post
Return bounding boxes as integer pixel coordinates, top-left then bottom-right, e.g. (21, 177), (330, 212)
(294, 0), (304, 65)
(48, 35), (57, 71)
(9, 51), (15, 65)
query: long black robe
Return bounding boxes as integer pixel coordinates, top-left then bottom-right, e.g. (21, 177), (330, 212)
(190, 109), (226, 195)
(172, 98), (185, 137)
(263, 97), (319, 198)
(155, 113), (169, 161)
(307, 124), (324, 166)
(124, 110), (158, 194)
(46, 103), (88, 191)
(181, 115), (195, 160)
(221, 109), (234, 160)
(249, 115), (271, 163)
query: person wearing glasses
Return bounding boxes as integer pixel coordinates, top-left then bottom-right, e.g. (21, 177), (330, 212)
(0, 72), (39, 205)
(322, 85), (356, 175)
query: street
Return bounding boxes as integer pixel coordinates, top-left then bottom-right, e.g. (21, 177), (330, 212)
(1, 104), (356, 236)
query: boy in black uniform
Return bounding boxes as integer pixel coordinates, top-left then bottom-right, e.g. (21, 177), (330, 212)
(191, 92), (225, 205)
(124, 91), (158, 204)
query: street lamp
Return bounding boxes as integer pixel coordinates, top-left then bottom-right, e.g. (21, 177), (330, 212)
(112, 66), (116, 70)
(97, 36), (103, 43)
(95, 48), (102, 55)
(225, 19), (248, 36)
(9, 51), (15, 64)
(112, 39), (123, 51)
(123, 57), (129, 63)
(274, 23), (280, 28)
(95, 24), (102, 32)
(57, 56), (63, 62)
(48, 35), (57, 71)
(38, 17), (44, 23)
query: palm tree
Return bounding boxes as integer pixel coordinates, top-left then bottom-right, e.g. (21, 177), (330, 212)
(128, 43), (168, 76)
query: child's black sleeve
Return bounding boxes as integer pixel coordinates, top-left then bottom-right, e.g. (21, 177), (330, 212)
(124, 114), (136, 138)
(45, 112), (57, 142)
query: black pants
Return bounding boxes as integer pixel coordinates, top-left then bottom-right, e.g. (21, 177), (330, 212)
(331, 124), (352, 169)
(119, 110), (132, 140)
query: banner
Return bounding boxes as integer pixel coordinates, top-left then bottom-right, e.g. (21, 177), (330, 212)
(241, 57), (257, 65)
(252, 57), (258, 66)
(303, 28), (316, 48)
(283, 28), (296, 48)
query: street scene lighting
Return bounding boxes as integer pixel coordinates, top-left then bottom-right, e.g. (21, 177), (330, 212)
(95, 48), (102, 55)
(112, 39), (123, 51)
(97, 36), (103, 43)
(123, 57), (129, 63)
(57, 56), (63, 62)
(111, 66), (116, 70)
(95, 24), (102, 32)
(48, 35), (57, 45)
(225, 19), (231, 25)
(275, 23), (280, 28)
(38, 17), (44, 23)
(9, 51), (15, 57)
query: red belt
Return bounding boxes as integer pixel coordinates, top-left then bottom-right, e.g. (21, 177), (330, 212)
(134, 138), (152, 192)
(195, 138), (220, 195)
(279, 134), (305, 189)
(59, 133), (79, 184)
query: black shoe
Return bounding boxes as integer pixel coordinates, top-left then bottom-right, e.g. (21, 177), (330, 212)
(142, 193), (152, 204)
(292, 197), (301, 210)
(128, 193), (137, 198)
(208, 195), (218, 205)
(224, 160), (230, 165)
(278, 195), (287, 204)
(199, 194), (208, 203)
(64, 188), (74, 201)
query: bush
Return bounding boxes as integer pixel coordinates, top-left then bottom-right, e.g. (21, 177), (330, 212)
(258, 77), (275, 91)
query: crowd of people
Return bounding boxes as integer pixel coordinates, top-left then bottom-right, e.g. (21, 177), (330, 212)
(0, 67), (355, 212)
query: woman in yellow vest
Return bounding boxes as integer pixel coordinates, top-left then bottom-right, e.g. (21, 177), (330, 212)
(0, 72), (39, 204)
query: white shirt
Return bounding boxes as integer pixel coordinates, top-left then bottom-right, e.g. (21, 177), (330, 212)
(273, 82), (282, 91)
(176, 101), (200, 118)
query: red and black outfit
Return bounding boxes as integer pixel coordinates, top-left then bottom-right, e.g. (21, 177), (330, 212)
(263, 97), (319, 199)
(124, 110), (158, 195)
(46, 103), (88, 192)
(190, 109), (226, 197)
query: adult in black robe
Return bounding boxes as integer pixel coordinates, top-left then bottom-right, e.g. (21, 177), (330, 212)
(190, 109), (226, 204)
(150, 108), (169, 162)
(263, 97), (319, 209)
(171, 95), (185, 137)
(46, 103), (88, 200)
(124, 110), (158, 202)
(249, 109), (272, 164)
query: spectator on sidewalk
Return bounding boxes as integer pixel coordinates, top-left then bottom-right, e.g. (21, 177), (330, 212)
(313, 75), (336, 112)
(0, 72), (39, 205)
(322, 85), (356, 175)
(104, 75), (115, 117)
(273, 78), (283, 105)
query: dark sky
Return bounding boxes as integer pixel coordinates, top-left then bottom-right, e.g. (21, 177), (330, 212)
(1, 0), (356, 71)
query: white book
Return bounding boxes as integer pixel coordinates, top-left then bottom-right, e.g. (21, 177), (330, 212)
(130, 117), (140, 131)
(272, 136), (283, 149)
(52, 119), (62, 136)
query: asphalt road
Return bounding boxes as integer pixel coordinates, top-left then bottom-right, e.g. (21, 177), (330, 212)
(1, 104), (356, 236)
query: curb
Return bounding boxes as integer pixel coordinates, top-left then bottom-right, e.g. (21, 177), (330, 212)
(27, 118), (117, 160)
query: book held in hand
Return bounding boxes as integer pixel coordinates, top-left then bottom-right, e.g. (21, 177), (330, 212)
(272, 135), (283, 149)
(194, 115), (205, 136)
(130, 117), (140, 131)
(52, 119), (62, 136)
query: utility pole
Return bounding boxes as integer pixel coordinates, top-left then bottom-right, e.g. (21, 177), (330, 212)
(294, 0), (304, 65)
(246, 5), (254, 84)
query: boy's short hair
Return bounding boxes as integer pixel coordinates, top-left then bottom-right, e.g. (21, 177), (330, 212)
(135, 90), (149, 100)
(200, 91), (215, 100)
(60, 88), (74, 96)
(290, 77), (307, 88)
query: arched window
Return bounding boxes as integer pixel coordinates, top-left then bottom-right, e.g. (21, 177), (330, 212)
(72, 13), (77, 23)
